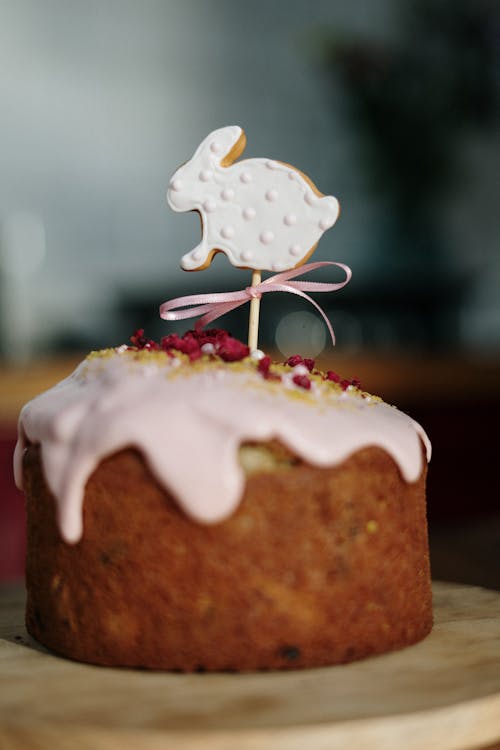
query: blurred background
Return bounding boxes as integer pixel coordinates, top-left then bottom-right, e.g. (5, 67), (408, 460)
(1, 0), (499, 583)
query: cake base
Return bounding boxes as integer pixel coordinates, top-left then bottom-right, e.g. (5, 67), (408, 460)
(23, 442), (431, 671)
(1, 582), (500, 750)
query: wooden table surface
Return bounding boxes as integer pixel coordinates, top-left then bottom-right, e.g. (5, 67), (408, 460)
(1, 582), (500, 750)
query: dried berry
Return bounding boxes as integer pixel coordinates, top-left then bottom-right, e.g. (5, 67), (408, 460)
(285, 354), (303, 368)
(256, 355), (281, 381)
(130, 328), (145, 347)
(285, 354), (315, 371)
(130, 329), (160, 351)
(257, 355), (272, 375)
(188, 328), (229, 346)
(303, 358), (315, 372)
(217, 336), (249, 362)
(292, 373), (311, 390)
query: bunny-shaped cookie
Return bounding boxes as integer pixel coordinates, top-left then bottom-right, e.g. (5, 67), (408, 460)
(167, 126), (340, 273)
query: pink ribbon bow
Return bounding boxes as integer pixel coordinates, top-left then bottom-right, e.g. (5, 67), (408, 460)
(159, 261), (352, 346)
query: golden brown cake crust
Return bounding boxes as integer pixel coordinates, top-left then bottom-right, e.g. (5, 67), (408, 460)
(24, 444), (432, 671)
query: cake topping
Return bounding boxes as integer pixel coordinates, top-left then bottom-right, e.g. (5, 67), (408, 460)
(166, 125), (340, 274)
(292, 373), (312, 390)
(127, 328), (366, 392)
(14, 334), (431, 545)
(285, 355), (315, 372)
(132, 328), (250, 363)
(164, 125), (350, 353)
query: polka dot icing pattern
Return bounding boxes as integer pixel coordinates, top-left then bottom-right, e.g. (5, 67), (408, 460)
(167, 126), (340, 272)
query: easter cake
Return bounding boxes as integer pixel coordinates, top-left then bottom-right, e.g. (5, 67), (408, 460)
(14, 126), (433, 670)
(15, 329), (432, 671)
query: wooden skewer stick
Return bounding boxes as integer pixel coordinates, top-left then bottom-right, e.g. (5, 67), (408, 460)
(247, 269), (261, 351)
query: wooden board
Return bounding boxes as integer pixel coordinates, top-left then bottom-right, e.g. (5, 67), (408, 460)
(1, 581), (500, 750)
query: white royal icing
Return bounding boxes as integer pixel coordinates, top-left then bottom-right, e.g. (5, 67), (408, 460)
(167, 126), (340, 272)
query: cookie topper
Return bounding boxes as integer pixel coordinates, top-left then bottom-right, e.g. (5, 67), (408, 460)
(161, 125), (351, 350)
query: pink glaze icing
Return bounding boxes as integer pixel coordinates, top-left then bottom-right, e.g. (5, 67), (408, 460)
(14, 351), (431, 544)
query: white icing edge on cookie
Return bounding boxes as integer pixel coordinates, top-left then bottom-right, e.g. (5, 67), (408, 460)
(166, 126), (340, 272)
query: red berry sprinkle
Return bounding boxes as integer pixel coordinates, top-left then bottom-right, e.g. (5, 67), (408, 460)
(303, 358), (315, 372)
(256, 355), (281, 381)
(129, 329), (362, 393)
(285, 355), (315, 371)
(326, 370), (362, 390)
(285, 354), (304, 368)
(130, 328), (145, 346)
(161, 332), (201, 361)
(292, 373), (311, 390)
(130, 329), (160, 351)
(188, 328), (229, 347)
(132, 328), (250, 362)
(257, 355), (272, 375)
(217, 335), (250, 362)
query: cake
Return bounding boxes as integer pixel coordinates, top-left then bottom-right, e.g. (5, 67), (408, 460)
(14, 328), (433, 671)
(15, 124), (433, 670)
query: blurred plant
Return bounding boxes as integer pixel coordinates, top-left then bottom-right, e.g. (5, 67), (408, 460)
(319, 0), (499, 227)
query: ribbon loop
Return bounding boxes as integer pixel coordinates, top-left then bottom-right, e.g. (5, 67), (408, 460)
(246, 286), (262, 300)
(159, 261), (351, 347)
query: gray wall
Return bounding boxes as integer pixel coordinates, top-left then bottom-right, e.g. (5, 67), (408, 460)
(1, 0), (498, 359)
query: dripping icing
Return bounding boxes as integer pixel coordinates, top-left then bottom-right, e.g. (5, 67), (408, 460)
(14, 350), (431, 544)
